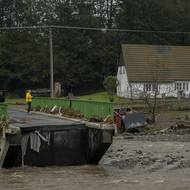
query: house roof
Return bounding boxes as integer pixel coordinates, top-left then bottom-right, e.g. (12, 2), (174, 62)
(121, 44), (190, 82)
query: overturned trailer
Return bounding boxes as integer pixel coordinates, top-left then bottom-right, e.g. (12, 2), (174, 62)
(114, 108), (147, 133)
(0, 109), (114, 168)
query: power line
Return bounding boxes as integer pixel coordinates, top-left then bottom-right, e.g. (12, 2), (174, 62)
(0, 24), (188, 98)
(0, 26), (49, 30)
(0, 25), (190, 35)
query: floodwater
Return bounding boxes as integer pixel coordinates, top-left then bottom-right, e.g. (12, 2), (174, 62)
(1, 138), (190, 190)
(0, 165), (136, 190)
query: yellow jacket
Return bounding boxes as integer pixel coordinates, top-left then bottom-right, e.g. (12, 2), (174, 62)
(26, 92), (33, 102)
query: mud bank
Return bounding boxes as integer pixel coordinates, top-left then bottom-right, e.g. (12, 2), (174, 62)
(102, 136), (190, 171)
(99, 135), (190, 190)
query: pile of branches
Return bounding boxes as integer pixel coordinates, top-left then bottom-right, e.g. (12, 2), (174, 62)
(33, 105), (114, 124)
(33, 106), (84, 119)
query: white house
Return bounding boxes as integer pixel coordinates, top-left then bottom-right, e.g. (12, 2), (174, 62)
(117, 44), (190, 99)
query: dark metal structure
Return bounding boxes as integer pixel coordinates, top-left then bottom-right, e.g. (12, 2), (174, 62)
(0, 109), (114, 167)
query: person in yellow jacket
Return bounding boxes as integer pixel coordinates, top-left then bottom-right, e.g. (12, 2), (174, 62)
(26, 90), (33, 114)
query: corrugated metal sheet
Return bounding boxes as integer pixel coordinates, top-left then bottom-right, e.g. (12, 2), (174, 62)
(121, 44), (190, 82)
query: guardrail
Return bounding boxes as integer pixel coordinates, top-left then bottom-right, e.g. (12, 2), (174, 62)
(32, 97), (70, 108)
(71, 100), (114, 118)
(33, 97), (115, 118)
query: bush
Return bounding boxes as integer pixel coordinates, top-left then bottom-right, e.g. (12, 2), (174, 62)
(103, 76), (118, 96)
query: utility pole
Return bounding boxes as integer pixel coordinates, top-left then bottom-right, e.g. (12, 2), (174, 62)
(49, 27), (54, 98)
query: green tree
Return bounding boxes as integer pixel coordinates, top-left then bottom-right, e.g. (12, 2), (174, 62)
(103, 76), (118, 102)
(1, 0), (190, 95)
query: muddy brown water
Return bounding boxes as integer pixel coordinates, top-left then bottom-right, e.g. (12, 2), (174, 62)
(1, 137), (190, 190)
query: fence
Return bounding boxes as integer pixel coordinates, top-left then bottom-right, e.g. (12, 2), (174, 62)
(33, 97), (115, 118)
(32, 97), (70, 108)
(0, 103), (7, 118)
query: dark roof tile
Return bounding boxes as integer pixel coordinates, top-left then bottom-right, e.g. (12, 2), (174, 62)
(122, 44), (190, 82)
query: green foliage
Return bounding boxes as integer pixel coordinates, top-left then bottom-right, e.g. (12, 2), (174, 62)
(0, 0), (120, 94)
(117, 0), (190, 44)
(0, 0), (190, 95)
(103, 76), (118, 96)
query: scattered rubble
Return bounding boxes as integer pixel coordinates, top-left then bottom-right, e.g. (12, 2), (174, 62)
(114, 108), (147, 133)
(0, 117), (8, 129)
(156, 119), (190, 134)
(89, 117), (103, 123)
(33, 106), (84, 119)
(33, 105), (190, 135)
(103, 115), (114, 124)
(101, 138), (190, 173)
(176, 120), (190, 129)
(32, 106), (114, 124)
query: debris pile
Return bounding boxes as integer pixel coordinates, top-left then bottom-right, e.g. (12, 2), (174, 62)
(104, 115), (114, 124)
(0, 117), (8, 128)
(176, 120), (190, 129)
(114, 107), (147, 133)
(33, 106), (114, 124)
(89, 116), (103, 123)
(0, 116), (8, 137)
(33, 106), (84, 119)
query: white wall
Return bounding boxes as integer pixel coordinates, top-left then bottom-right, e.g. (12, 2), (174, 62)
(130, 83), (144, 98)
(128, 83), (177, 98)
(175, 81), (190, 98)
(117, 66), (190, 99)
(129, 82), (190, 99)
(117, 66), (130, 97)
(188, 82), (190, 98)
(159, 83), (176, 98)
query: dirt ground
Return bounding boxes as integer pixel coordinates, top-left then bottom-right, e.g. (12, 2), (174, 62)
(100, 134), (190, 190)
(2, 106), (190, 190)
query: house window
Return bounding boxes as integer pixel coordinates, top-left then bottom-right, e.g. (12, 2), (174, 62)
(183, 83), (186, 90)
(152, 84), (158, 92)
(144, 83), (158, 92)
(177, 83), (179, 90)
(175, 82), (189, 91)
(144, 84), (151, 92)
(119, 67), (126, 75)
(119, 67), (122, 74)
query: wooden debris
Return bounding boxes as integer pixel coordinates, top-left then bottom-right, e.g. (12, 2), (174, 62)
(176, 120), (190, 129)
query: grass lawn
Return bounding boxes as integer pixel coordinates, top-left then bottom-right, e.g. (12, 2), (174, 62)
(5, 98), (25, 105)
(79, 91), (151, 103)
(6, 92), (190, 112)
(79, 92), (114, 102)
(79, 92), (130, 103)
(6, 92), (113, 105)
